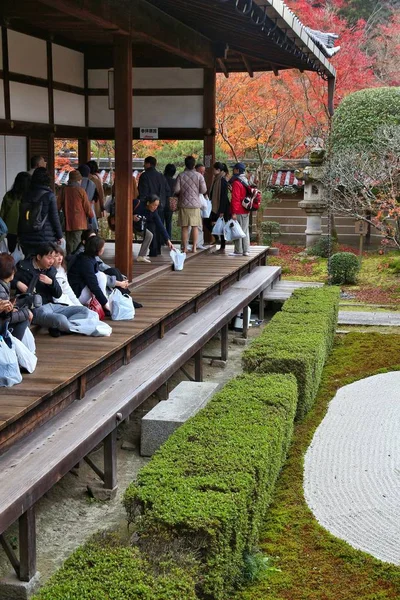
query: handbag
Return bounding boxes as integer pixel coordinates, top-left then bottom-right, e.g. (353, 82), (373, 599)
(10, 333), (37, 373)
(87, 295), (105, 321)
(15, 274), (43, 310)
(212, 216), (225, 236)
(0, 333), (22, 387)
(11, 244), (24, 264)
(200, 195), (212, 219)
(168, 197), (178, 212)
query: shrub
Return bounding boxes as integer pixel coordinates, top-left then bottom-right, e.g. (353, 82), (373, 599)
(124, 374), (298, 600)
(330, 252), (360, 284)
(261, 221), (281, 246)
(306, 235), (337, 258)
(32, 538), (196, 600)
(243, 287), (339, 419)
(331, 87), (400, 151)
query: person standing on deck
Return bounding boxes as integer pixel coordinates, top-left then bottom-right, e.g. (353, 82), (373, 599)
(57, 170), (92, 254)
(28, 155), (46, 176)
(163, 163), (176, 239)
(175, 156), (207, 254)
(138, 156), (170, 257)
(0, 172), (31, 252)
(87, 160), (106, 220)
(78, 164), (97, 231)
(229, 162), (250, 257)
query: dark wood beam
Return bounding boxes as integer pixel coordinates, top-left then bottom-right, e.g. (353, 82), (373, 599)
(1, 27), (10, 120)
(88, 88), (204, 97)
(129, 0), (214, 67)
(203, 67), (216, 206)
(241, 54), (254, 78)
(113, 34), (133, 280)
(217, 58), (229, 78)
(37, 0), (130, 35)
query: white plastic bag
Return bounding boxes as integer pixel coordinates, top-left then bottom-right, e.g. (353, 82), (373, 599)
(11, 244), (24, 265)
(170, 249), (186, 271)
(0, 336), (22, 386)
(109, 289), (135, 321)
(224, 219), (246, 241)
(22, 328), (36, 354)
(200, 195), (212, 219)
(92, 322), (112, 337)
(0, 239), (8, 253)
(212, 217), (225, 236)
(10, 334), (37, 373)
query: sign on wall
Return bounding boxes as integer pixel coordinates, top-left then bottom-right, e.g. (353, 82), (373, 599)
(140, 127), (159, 140)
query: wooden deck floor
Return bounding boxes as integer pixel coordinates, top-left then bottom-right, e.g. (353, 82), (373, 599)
(0, 246), (268, 453)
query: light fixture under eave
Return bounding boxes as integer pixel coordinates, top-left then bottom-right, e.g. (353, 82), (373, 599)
(108, 69), (114, 110)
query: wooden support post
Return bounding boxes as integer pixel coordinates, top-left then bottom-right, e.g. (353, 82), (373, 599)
(242, 305), (249, 339)
(78, 374), (87, 399)
(19, 507), (36, 582)
(221, 323), (228, 361)
(114, 35), (133, 280)
(123, 344), (131, 365)
(194, 348), (203, 382)
(203, 67), (216, 244)
(258, 290), (265, 320)
(0, 534), (20, 578)
(103, 429), (117, 490)
(78, 138), (91, 165)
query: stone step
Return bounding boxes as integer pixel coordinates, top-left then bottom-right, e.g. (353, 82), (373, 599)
(140, 381), (219, 457)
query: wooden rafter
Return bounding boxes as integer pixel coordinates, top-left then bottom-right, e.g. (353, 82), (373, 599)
(241, 54), (254, 78)
(217, 57), (229, 78)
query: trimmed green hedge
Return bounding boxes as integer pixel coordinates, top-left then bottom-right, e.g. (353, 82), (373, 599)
(124, 373), (298, 599)
(32, 539), (196, 600)
(243, 287), (339, 419)
(331, 87), (400, 151)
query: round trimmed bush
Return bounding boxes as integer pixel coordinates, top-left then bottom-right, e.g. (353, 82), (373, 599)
(332, 87), (400, 151)
(330, 252), (360, 284)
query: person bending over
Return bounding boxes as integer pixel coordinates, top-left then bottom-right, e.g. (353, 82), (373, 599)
(134, 195), (174, 263)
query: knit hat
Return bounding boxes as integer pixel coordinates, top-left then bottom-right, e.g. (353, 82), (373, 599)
(78, 164), (90, 178)
(68, 170), (82, 183)
(233, 162), (246, 174)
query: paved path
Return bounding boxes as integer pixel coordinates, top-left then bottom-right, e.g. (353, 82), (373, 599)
(304, 372), (400, 564)
(338, 311), (400, 326)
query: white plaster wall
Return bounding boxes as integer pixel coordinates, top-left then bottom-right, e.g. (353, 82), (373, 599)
(88, 69), (109, 89)
(10, 82), (49, 123)
(89, 96), (114, 127)
(0, 136), (27, 204)
(134, 68), (204, 89)
(54, 90), (85, 126)
(52, 44), (84, 88)
(133, 96), (203, 128)
(8, 30), (47, 79)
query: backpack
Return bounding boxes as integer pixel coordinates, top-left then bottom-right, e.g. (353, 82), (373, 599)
(241, 184), (262, 212)
(19, 191), (49, 234)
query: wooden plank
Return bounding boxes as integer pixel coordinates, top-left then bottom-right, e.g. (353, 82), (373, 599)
(19, 507), (36, 582)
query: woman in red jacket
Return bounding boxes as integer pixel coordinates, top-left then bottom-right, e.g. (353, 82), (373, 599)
(229, 162), (250, 256)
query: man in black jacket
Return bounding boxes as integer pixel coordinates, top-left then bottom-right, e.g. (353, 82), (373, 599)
(138, 156), (171, 256)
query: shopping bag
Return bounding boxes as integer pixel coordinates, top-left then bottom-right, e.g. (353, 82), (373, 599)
(224, 219), (246, 241)
(0, 335), (22, 386)
(92, 322), (112, 337)
(200, 195), (212, 219)
(109, 289), (135, 321)
(22, 328), (36, 354)
(212, 217), (225, 236)
(87, 295), (105, 320)
(10, 334), (37, 373)
(0, 239), (8, 253)
(11, 244), (24, 265)
(170, 249), (186, 271)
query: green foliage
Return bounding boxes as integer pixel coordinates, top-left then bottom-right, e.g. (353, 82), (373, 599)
(338, 0), (394, 25)
(124, 374), (298, 599)
(242, 287), (340, 419)
(260, 221), (281, 246)
(242, 552), (281, 583)
(330, 252), (360, 284)
(153, 140), (228, 173)
(306, 235), (337, 258)
(331, 87), (400, 151)
(387, 257), (400, 274)
(32, 538), (196, 600)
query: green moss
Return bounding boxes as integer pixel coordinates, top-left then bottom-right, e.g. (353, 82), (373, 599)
(124, 374), (298, 599)
(234, 333), (400, 600)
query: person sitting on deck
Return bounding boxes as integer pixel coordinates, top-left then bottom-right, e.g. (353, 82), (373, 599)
(0, 253), (32, 341)
(134, 195), (174, 263)
(53, 247), (83, 306)
(67, 236), (110, 315)
(57, 170), (93, 255)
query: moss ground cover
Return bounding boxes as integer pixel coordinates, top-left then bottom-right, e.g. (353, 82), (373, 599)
(234, 332), (400, 600)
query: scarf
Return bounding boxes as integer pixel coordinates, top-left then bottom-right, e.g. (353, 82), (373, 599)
(210, 172), (224, 214)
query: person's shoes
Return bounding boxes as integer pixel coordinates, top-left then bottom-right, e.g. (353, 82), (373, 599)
(48, 328), (61, 338)
(133, 300), (143, 309)
(197, 245), (206, 250)
(229, 252), (242, 256)
(215, 248), (226, 254)
(243, 252), (250, 256)
(137, 256), (151, 263)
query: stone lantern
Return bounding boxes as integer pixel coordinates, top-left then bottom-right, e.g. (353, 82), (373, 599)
(296, 148), (327, 247)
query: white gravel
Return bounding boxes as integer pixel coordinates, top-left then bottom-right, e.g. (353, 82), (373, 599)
(304, 372), (400, 565)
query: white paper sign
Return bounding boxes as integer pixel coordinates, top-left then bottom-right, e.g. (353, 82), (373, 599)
(140, 127), (159, 140)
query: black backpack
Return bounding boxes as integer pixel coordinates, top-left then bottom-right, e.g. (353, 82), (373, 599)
(19, 191), (49, 234)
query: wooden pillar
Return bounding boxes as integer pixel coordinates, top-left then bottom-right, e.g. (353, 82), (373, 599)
(203, 67), (216, 191)
(194, 348), (203, 382)
(19, 507), (36, 582)
(113, 35), (133, 280)
(78, 138), (91, 165)
(103, 429), (117, 490)
(221, 323), (228, 361)
(242, 305), (250, 339)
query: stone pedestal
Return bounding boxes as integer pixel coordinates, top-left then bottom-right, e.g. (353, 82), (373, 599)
(0, 572), (41, 600)
(298, 200), (327, 247)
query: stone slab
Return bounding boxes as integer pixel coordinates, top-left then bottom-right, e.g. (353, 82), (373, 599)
(140, 381), (219, 457)
(338, 310), (400, 326)
(0, 572), (41, 600)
